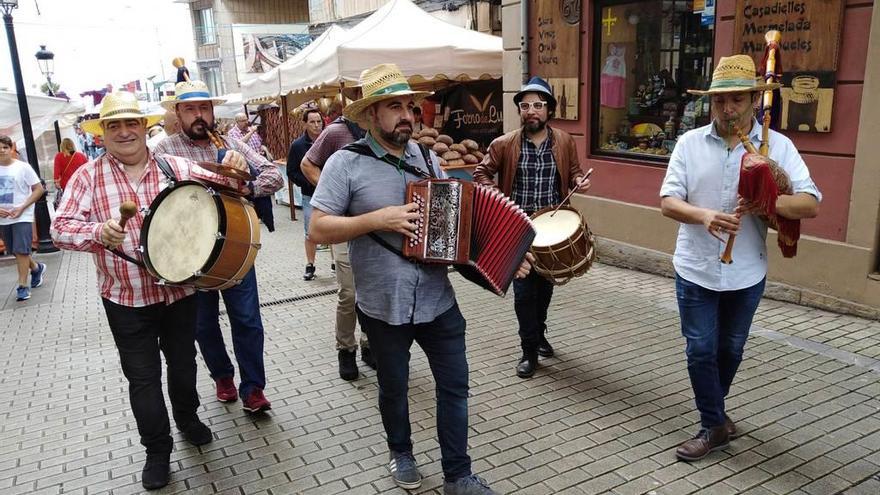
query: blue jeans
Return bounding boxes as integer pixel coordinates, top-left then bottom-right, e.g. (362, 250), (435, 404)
(676, 274), (766, 428)
(513, 270), (554, 355)
(196, 267), (266, 398)
(358, 304), (472, 482)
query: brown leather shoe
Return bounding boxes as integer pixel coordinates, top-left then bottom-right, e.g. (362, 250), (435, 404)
(675, 426), (729, 462)
(724, 414), (738, 439)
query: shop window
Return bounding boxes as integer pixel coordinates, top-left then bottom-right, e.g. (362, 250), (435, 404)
(592, 0), (715, 162)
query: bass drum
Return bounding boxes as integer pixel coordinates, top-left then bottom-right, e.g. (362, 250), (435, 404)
(529, 205), (596, 285)
(141, 181), (261, 290)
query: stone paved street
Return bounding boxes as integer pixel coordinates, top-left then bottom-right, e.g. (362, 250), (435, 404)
(2, 203), (880, 495)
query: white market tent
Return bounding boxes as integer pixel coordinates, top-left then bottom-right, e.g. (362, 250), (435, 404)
(0, 91), (85, 144)
(244, 0), (502, 106)
(327, 0), (502, 85)
(241, 25), (349, 104)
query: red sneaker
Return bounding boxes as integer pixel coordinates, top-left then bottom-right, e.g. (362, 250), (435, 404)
(242, 389), (272, 413)
(215, 377), (238, 403)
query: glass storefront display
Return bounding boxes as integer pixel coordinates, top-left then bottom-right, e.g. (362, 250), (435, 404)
(592, 0), (715, 162)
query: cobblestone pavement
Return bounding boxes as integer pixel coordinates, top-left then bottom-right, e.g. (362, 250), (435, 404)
(2, 203), (880, 495)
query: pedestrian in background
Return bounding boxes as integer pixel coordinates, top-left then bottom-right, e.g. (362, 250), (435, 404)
(52, 137), (88, 208)
(287, 107), (324, 281)
(0, 134), (46, 301)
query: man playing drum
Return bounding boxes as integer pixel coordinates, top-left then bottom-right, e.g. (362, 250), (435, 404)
(473, 76), (591, 378)
(51, 91), (252, 490)
(309, 63), (531, 495)
(660, 55), (820, 461)
(155, 81), (283, 413)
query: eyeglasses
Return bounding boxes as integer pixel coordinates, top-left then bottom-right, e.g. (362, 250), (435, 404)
(518, 101), (548, 111)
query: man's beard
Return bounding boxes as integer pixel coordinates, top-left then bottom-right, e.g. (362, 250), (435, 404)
(522, 117), (547, 133)
(183, 118), (212, 140)
(378, 122), (412, 146)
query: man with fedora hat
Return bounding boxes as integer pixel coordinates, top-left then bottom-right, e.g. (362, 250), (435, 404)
(309, 63), (530, 495)
(660, 54), (820, 461)
(51, 91), (253, 490)
(155, 80), (283, 414)
(473, 76), (592, 379)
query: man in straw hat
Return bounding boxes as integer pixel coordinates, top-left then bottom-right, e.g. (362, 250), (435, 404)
(309, 63), (530, 495)
(660, 54), (820, 461)
(473, 75), (592, 379)
(155, 80), (283, 414)
(51, 91), (252, 490)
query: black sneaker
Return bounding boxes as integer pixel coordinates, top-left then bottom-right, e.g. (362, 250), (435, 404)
(303, 263), (316, 281)
(537, 336), (554, 358)
(141, 452), (170, 490)
(178, 420), (213, 446)
(361, 347), (377, 370)
(516, 354), (538, 378)
(338, 349), (358, 381)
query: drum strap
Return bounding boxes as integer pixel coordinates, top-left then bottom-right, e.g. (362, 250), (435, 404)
(154, 155), (179, 183)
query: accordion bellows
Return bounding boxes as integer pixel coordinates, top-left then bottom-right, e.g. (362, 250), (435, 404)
(404, 179), (536, 296)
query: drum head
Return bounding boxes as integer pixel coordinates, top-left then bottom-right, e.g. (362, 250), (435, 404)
(145, 184), (220, 283)
(531, 209), (582, 247)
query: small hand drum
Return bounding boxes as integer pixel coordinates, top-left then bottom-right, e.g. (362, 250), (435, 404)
(529, 205), (596, 285)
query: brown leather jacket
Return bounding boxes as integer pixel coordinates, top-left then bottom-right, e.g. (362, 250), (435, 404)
(472, 127), (584, 203)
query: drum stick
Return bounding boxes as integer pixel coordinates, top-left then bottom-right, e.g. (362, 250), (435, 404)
(550, 168), (593, 217)
(119, 201), (138, 230)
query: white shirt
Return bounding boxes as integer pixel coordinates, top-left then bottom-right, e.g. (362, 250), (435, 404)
(0, 159), (41, 225)
(660, 119), (821, 291)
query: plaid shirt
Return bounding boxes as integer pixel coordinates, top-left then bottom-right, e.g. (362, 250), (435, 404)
(51, 152), (243, 307)
(154, 133), (283, 198)
(511, 129), (560, 213)
(227, 125), (263, 154)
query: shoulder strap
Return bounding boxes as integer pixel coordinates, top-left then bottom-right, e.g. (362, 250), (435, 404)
(334, 117), (366, 140)
(341, 141), (435, 179)
(368, 232), (411, 260)
(153, 155), (178, 183)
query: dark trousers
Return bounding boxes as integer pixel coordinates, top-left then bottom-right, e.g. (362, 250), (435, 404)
(358, 304), (472, 482)
(676, 274), (766, 428)
(102, 295), (201, 454)
(513, 270), (554, 355)
(195, 267), (266, 398)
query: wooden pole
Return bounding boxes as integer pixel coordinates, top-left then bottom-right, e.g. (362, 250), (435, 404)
(281, 95), (296, 221)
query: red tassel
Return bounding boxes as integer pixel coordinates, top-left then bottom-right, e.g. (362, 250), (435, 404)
(776, 217), (800, 258)
(739, 153), (801, 258)
(739, 154), (779, 216)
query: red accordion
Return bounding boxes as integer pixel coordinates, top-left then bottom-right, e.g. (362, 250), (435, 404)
(404, 179), (536, 296)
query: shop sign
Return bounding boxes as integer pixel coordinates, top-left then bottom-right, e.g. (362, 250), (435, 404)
(532, 0), (581, 120)
(734, 0), (844, 132)
(440, 80), (504, 149)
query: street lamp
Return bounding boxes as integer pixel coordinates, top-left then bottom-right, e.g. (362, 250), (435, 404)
(35, 44), (62, 151)
(2, 0), (59, 253)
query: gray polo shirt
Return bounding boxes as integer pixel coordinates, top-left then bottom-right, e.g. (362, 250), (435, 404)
(310, 133), (456, 326)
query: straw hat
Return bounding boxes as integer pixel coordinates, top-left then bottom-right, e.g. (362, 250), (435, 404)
(687, 55), (780, 95)
(80, 91), (163, 136)
(343, 64), (431, 125)
(160, 80), (226, 110)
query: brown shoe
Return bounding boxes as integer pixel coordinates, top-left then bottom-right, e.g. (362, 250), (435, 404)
(675, 426), (729, 462)
(724, 414), (738, 439)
